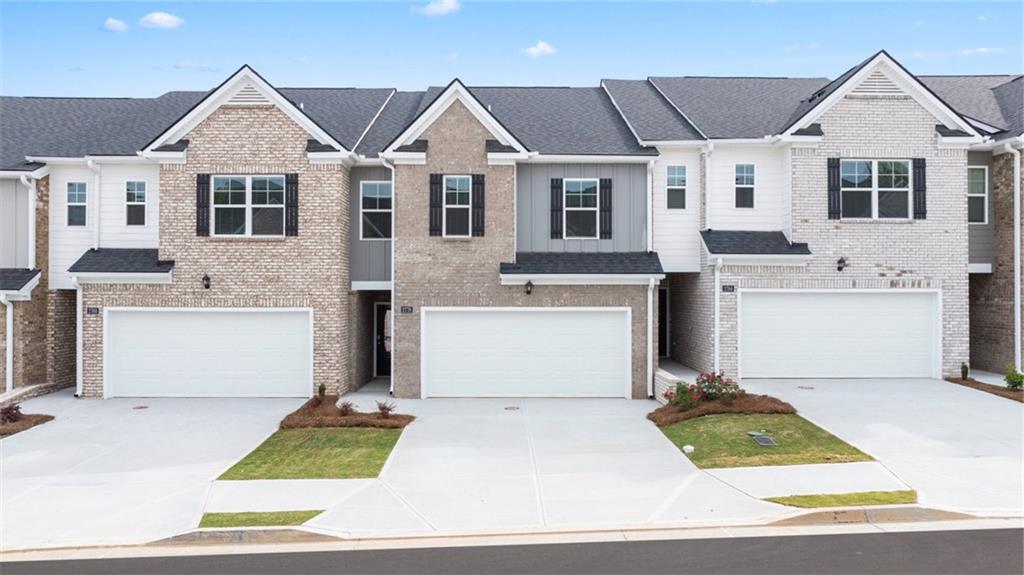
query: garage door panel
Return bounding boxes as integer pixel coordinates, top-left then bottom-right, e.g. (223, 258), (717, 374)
(107, 310), (311, 398)
(423, 309), (630, 398)
(740, 292), (937, 379)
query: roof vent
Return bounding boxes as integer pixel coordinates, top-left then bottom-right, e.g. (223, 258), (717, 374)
(226, 82), (271, 106)
(850, 69), (904, 96)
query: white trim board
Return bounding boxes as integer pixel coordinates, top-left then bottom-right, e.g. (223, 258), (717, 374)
(500, 274), (664, 286)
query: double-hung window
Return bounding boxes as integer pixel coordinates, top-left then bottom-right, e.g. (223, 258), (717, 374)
(125, 181), (146, 226)
(734, 164), (755, 208)
(667, 166), (686, 209)
(564, 178), (599, 239)
(212, 175), (285, 236)
(840, 160), (911, 219)
(67, 182), (87, 226)
(361, 181), (393, 239)
(443, 175), (472, 237)
(967, 167), (988, 224)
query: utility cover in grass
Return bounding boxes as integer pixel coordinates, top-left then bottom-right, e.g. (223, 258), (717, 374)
(219, 428), (403, 480)
(660, 413), (871, 469)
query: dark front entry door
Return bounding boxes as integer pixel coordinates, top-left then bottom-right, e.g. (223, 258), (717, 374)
(658, 288), (668, 358)
(375, 304), (391, 377)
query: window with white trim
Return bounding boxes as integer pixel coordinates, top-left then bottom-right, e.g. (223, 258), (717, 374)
(443, 175), (472, 237)
(67, 182), (87, 226)
(212, 175), (285, 236)
(840, 160), (911, 219)
(667, 165), (686, 209)
(361, 181), (392, 239)
(734, 164), (755, 208)
(967, 166), (987, 224)
(125, 181), (146, 226)
(564, 178), (599, 239)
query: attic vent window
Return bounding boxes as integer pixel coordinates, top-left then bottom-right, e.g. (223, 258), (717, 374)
(226, 83), (272, 106)
(851, 70), (904, 96)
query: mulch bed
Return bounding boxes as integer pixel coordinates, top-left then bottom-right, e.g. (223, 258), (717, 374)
(946, 377), (1023, 403)
(280, 395), (415, 429)
(648, 394), (796, 427)
(0, 414), (54, 437)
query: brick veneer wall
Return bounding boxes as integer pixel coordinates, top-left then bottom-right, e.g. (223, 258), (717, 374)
(391, 100), (651, 399)
(970, 152), (1022, 372)
(78, 105), (350, 397)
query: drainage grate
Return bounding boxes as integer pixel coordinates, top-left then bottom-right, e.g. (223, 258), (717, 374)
(752, 435), (777, 447)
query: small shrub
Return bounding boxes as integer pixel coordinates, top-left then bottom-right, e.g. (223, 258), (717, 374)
(1005, 364), (1024, 390)
(337, 401), (355, 416)
(317, 383), (327, 398)
(694, 371), (744, 401)
(376, 400), (396, 419)
(672, 382), (702, 411)
(1, 403), (24, 424)
(960, 362), (969, 380)
(662, 387), (677, 403)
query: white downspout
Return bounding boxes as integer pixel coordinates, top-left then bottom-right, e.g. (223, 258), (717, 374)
(1006, 143), (1022, 372)
(1, 294), (12, 393)
(72, 276), (83, 397)
(702, 142), (714, 230)
(380, 157), (397, 396)
(713, 257), (722, 373)
(86, 159), (101, 250)
(19, 175), (36, 269)
(646, 160), (655, 252)
(646, 277), (655, 398)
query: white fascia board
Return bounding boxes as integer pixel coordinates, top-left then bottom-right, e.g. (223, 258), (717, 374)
(74, 272), (173, 284)
(24, 156), (88, 166)
(644, 140), (707, 148)
(487, 152), (529, 166)
(138, 150), (187, 164)
(500, 273), (665, 286)
(0, 272), (41, 301)
(968, 263), (993, 274)
(351, 281), (393, 291)
(523, 154), (656, 164)
(706, 138), (775, 145)
(84, 155), (153, 164)
(0, 165), (50, 179)
(384, 80), (527, 156)
(307, 151), (351, 165)
(381, 152), (427, 165)
(713, 253), (813, 266)
(973, 135), (1024, 152)
(782, 54), (979, 138)
(773, 135), (823, 146)
(965, 116), (1005, 134)
(143, 66), (349, 155)
(938, 135), (985, 149)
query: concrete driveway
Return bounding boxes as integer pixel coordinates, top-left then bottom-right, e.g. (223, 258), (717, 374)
(743, 378), (1024, 517)
(0, 389), (301, 551)
(304, 386), (789, 537)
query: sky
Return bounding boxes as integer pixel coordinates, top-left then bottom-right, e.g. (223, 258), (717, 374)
(1, 1), (1021, 97)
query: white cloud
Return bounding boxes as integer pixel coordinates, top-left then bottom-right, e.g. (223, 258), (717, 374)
(104, 17), (127, 32)
(417, 0), (460, 16)
(523, 40), (557, 58)
(783, 42), (819, 53)
(960, 47), (1003, 56)
(977, 15), (988, 21)
(442, 51), (459, 61)
(139, 11), (184, 29)
(174, 61), (217, 72)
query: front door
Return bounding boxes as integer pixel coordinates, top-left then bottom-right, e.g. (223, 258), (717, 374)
(375, 304), (391, 377)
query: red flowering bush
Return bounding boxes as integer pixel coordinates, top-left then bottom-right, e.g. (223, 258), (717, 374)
(694, 371), (744, 401)
(671, 382), (703, 411)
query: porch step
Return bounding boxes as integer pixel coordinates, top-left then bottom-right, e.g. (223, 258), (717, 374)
(0, 382), (72, 407)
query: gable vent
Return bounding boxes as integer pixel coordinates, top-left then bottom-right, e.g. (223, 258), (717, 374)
(851, 70), (904, 96)
(226, 83), (271, 106)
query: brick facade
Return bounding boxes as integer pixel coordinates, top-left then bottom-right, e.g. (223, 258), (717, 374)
(970, 152), (1022, 372)
(391, 100), (652, 399)
(78, 106), (350, 397)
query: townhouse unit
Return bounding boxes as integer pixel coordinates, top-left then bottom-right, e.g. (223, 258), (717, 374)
(0, 50), (1020, 400)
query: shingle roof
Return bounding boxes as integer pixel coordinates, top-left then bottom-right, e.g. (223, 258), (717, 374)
(354, 91), (428, 158)
(500, 252), (664, 275)
(700, 230), (811, 256)
(277, 88), (394, 151)
(601, 79), (703, 141)
(0, 269), (41, 292)
(921, 75), (1023, 137)
(68, 248), (175, 274)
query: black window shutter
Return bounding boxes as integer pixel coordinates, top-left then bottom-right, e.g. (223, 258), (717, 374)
(285, 173), (299, 236)
(429, 173), (443, 236)
(827, 158), (841, 220)
(471, 174), (485, 237)
(550, 178), (563, 239)
(599, 178), (612, 239)
(196, 173), (210, 236)
(912, 158), (927, 220)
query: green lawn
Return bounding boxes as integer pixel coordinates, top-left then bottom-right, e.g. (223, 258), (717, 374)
(199, 510), (323, 528)
(219, 428), (403, 480)
(766, 490), (918, 508)
(660, 413), (871, 469)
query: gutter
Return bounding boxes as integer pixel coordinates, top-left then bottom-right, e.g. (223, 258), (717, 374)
(19, 174), (36, 269)
(1, 294), (12, 393)
(72, 276), (83, 397)
(380, 156), (397, 397)
(713, 257), (722, 373)
(647, 277), (655, 398)
(86, 159), (101, 250)
(1005, 143), (1022, 373)
(646, 160), (655, 253)
(701, 142), (714, 230)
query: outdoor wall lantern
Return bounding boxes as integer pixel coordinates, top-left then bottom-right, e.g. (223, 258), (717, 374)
(525, 280), (533, 295)
(202, 273), (211, 289)
(836, 257), (847, 272)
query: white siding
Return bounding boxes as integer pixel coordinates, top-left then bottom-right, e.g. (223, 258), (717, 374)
(49, 165), (95, 289)
(0, 179), (31, 268)
(652, 148), (701, 272)
(99, 164), (160, 248)
(707, 146), (787, 232)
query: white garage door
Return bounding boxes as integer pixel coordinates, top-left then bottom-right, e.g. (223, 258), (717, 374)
(422, 308), (631, 398)
(106, 309), (312, 397)
(740, 291), (938, 378)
